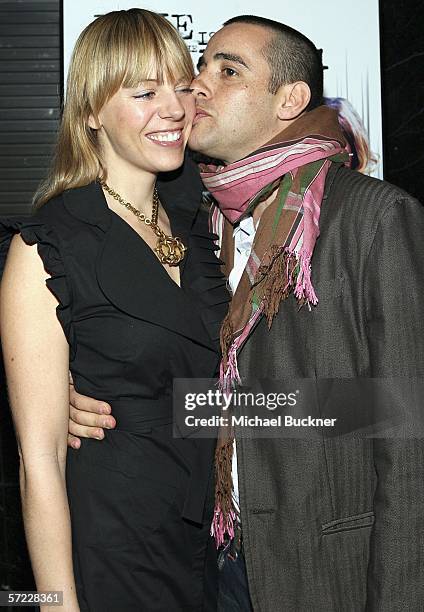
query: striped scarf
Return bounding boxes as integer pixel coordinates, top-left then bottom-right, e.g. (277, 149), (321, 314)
(200, 107), (348, 546)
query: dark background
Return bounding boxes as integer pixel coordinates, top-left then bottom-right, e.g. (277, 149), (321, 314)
(0, 0), (423, 600)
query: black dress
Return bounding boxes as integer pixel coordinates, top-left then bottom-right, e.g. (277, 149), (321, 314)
(0, 167), (230, 611)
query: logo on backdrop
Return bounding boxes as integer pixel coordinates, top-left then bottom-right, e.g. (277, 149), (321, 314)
(159, 13), (215, 53)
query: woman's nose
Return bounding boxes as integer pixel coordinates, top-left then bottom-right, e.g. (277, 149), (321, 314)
(158, 93), (185, 120)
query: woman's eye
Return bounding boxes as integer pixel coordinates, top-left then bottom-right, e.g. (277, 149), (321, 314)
(134, 91), (155, 100)
(176, 87), (194, 95)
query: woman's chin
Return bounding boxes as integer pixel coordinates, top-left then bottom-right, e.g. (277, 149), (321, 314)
(152, 155), (186, 174)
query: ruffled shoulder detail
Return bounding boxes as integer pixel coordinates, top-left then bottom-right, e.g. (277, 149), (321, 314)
(185, 208), (230, 348)
(0, 216), (76, 360)
(0, 217), (22, 276)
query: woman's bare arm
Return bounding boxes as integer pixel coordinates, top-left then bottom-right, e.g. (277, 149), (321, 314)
(0, 234), (79, 611)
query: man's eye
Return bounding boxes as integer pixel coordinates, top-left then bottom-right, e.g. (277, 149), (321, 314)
(222, 67), (238, 77)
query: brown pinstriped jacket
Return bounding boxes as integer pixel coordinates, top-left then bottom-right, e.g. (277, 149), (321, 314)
(230, 165), (424, 611)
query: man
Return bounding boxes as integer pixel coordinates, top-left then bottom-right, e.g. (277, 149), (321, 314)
(67, 16), (424, 611)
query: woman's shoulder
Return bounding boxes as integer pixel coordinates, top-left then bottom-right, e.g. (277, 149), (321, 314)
(0, 194), (69, 272)
(30, 192), (67, 226)
(0, 195), (74, 257)
(5, 182), (111, 252)
(33, 181), (106, 229)
(0, 182), (107, 273)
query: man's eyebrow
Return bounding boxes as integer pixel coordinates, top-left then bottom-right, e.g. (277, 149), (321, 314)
(196, 52), (250, 73)
(213, 52), (250, 70)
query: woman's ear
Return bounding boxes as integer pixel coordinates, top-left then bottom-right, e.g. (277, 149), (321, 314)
(87, 114), (101, 130)
(276, 81), (311, 121)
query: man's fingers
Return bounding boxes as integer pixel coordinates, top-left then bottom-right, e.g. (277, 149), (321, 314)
(68, 417), (106, 440)
(69, 405), (115, 429)
(67, 384), (116, 440)
(69, 385), (111, 415)
(67, 433), (81, 449)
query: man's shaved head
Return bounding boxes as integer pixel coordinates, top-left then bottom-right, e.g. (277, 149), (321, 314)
(224, 15), (323, 110)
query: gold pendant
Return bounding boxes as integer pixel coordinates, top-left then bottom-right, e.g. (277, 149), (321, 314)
(155, 236), (187, 266)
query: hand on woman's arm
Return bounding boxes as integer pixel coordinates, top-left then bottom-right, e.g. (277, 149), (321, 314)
(0, 235), (79, 611)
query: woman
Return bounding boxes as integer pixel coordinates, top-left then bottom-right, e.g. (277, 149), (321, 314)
(0, 9), (228, 611)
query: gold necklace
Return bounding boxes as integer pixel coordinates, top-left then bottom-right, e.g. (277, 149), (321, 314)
(99, 179), (186, 266)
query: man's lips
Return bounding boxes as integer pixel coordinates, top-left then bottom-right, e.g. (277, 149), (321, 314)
(193, 109), (211, 124)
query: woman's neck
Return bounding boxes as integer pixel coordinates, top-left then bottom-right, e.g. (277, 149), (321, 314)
(102, 167), (157, 214)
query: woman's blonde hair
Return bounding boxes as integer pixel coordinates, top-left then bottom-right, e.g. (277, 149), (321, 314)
(34, 9), (194, 206)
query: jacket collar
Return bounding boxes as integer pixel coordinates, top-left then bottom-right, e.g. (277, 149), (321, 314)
(62, 180), (111, 230)
(62, 156), (203, 234)
(62, 178), (217, 352)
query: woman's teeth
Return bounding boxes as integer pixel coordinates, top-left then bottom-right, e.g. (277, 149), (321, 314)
(148, 130), (182, 142)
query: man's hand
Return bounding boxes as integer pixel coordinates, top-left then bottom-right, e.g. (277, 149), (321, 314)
(68, 381), (116, 449)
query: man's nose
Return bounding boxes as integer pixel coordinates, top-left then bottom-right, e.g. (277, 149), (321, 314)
(191, 73), (210, 98)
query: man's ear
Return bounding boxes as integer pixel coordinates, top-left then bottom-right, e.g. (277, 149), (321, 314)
(87, 114), (101, 130)
(276, 81), (311, 121)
